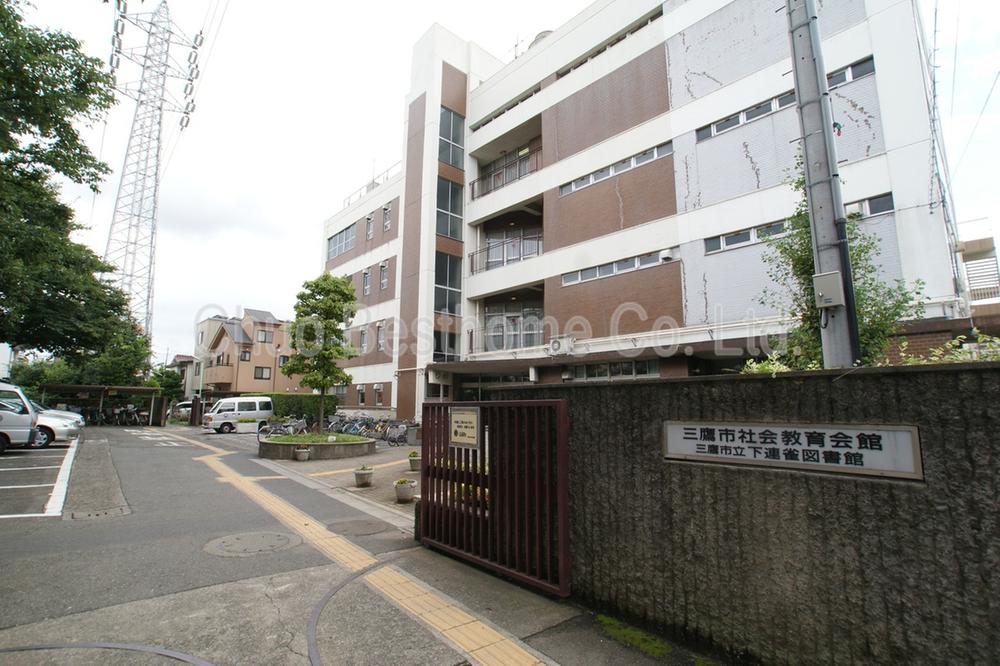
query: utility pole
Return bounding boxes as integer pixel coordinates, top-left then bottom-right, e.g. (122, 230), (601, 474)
(786, 0), (862, 368)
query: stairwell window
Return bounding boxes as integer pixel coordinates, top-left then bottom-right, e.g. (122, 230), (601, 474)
(379, 263), (388, 290)
(362, 270), (371, 296)
(439, 107), (465, 170)
(376, 322), (385, 351)
(436, 177), (463, 240)
(434, 252), (462, 315)
(382, 204), (391, 231)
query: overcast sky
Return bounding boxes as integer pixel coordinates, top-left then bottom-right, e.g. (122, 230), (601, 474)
(23, 0), (1000, 365)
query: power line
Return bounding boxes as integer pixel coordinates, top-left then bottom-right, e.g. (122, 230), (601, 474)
(954, 69), (999, 174)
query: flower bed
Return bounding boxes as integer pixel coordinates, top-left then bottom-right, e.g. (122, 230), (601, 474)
(258, 435), (375, 460)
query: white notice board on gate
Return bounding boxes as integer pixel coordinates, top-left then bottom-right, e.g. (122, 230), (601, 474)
(449, 406), (480, 451)
(664, 421), (923, 480)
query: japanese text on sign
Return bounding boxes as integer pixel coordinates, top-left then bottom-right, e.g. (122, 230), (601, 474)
(449, 407), (480, 450)
(663, 421), (922, 480)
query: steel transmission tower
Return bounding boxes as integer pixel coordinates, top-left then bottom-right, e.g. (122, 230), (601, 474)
(103, 0), (201, 338)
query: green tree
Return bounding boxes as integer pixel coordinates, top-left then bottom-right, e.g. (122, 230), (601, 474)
(281, 274), (357, 424)
(10, 357), (79, 399)
(759, 170), (924, 368)
(146, 366), (184, 403)
(0, 0), (131, 356)
(72, 317), (151, 386)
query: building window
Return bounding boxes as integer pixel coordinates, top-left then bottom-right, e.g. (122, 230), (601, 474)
(357, 385), (365, 405)
(434, 330), (459, 361)
(379, 262), (388, 289)
(359, 329), (368, 353)
(374, 385), (383, 406)
(257, 329), (273, 343)
(704, 220), (786, 254)
(239, 350), (250, 362)
(376, 322), (385, 351)
(483, 301), (543, 352)
(278, 355), (289, 367)
(198, 331), (204, 344)
(366, 214), (374, 240)
(194, 362), (201, 376)
(561, 251), (663, 286)
(254, 366), (271, 380)
(828, 56), (875, 89)
(383, 204), (391, 231)
(362, 270), (371, 296)
(332, 385), (347, 396)
(439, 106), (464, 169)
(567, 359), (657, 381)
(326, 224), (356, 260)
(434, 252), (462, 315)
(559, 141), (672, 196)
(845, 192), (895, 217)
(436, 177), (463, 240)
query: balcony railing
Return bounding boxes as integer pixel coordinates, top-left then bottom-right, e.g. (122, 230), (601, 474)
(341, 161), (402, 210)
(469, 235), (544, 274)
(470, 147), (542, 200)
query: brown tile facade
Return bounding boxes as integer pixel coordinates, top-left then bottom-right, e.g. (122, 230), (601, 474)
(397, 94), (427, 420)
(543, 261), (684, 339)
(541, 44), (669, 164)
(348, 256), (397, 308)
(542, 154), (676, 251)
(441, 62), (468, 116)
(342, 320), (394, 369)
(325, 197), (400, 273)
(337, 381), (393, 410)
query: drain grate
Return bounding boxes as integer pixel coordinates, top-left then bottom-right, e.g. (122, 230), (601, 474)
(203, 531), (302, 557)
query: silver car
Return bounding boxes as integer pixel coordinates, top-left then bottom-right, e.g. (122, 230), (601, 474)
(33, 411), (81, 448)
(30, 400), (85, 427)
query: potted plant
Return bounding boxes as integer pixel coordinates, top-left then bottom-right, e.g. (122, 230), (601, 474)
(408, 450), (421, 471)
(294, 444), (310, 461)
(394, 477), (417, 503)
(236, 417), (258, 434)
(354, 464), (373, 487)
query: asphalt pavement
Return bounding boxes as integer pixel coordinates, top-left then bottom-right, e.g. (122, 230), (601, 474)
(0, 425), (714, 665)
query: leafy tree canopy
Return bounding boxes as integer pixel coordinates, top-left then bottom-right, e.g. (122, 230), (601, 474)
(147, 366), (184, 403)
(0, 0), (136, 358)
(759, 169), (924, 369)
(281, 273), (357, 424)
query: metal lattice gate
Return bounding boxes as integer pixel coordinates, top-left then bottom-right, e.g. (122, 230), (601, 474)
(420, 400), (571, 597)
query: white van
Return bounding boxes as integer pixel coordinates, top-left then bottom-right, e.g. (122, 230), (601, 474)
(201, 396), (273, 433)
(0, 382), (38, 453)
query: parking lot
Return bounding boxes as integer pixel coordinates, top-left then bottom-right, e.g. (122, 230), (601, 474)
(0, 439), (77, 519)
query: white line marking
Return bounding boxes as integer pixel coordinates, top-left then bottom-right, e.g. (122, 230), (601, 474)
(0, 454), (65, 459)
(0, 513), (50, 519)
(0, 484), (56, 489)
(0, 466), (61, 471)
(43, 435), (79, 516)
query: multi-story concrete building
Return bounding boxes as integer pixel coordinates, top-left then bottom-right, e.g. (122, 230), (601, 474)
(191, 309), (306, 398)
(321, 0), (967, 420)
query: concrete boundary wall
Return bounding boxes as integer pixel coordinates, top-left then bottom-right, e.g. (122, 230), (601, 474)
(492, 363), (1000, 664)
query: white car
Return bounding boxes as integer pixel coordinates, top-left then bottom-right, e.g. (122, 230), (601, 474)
(31, 401), (85, 427)
(33, 411), (82, 448)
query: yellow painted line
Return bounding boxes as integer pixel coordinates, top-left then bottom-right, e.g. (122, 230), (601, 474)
(308, 458), (408, 478)
(162, 430), (377, 571)
(365, 566), (546, 666)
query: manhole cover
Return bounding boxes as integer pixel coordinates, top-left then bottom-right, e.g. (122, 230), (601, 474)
(203, 531), (302, 557)
(329, 518), (388, 537)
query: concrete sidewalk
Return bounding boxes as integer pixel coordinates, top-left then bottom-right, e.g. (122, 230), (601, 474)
(0, 427), (714, 665)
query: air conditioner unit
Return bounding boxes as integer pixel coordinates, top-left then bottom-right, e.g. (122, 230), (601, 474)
(356, 384), (364, 390)
(428, 370), (451, 385)
(659, 248), (674, 262)
(547, 336), (575, 356)
(373, 383), (383, 390)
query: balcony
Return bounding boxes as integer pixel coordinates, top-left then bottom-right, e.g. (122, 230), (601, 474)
(204, 363), (234, 386)
(469, 234), (544, 274)
(470, 146), (541, 200)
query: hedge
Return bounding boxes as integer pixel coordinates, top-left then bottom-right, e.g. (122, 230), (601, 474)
(251, 392), (339, 423)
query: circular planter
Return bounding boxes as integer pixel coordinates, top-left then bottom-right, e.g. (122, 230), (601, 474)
(395, 480), (417, 503)
(294, 449), (310, 461)
(257, 438), (376, 461)
(409, 457), (421, 472)
(354, 470), (373, 487)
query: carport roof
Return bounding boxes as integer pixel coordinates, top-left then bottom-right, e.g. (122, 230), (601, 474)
(40, 384), (162, 395)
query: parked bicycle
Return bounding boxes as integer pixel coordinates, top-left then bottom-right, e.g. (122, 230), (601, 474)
(258, 416), (308, 443)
